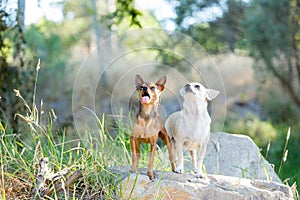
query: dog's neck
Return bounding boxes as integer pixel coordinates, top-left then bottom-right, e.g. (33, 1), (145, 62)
(182, 100), (208, 116)
(138, 103), (159, 121)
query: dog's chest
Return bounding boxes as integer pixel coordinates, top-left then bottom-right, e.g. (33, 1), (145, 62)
(132, 115), (163, 138)
(183, 125), (210, 149)
(181, 113), (210, 131)
(179, 115), (210, 148)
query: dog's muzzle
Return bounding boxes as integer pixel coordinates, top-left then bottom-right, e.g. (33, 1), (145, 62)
(184, 84), (195, 94)
(141, 87), (151, 103)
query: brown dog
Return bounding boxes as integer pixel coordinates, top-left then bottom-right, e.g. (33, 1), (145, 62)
(130, 74), (175, 180)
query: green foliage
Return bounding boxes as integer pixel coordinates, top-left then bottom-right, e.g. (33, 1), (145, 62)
(25, 19), (70, 75)
(265, 125), (300, 192)
(256, 88), (300, 190)
(170, 0), (248, 53)
(2, 0), (300, 197)
(224, 112), (300, 193)
(1, 109), (169, 199)
(61, 0), (101, 45)
(0, 116), (124, 199)
(105, 0), (143, 28)
(243, 0), (300, 107)
(224, 113), (277, 147)
(24, 19), (75, 99)
(258, 89), (300, 124)
(243, 0), (290, 61)
(0, 1), (35, 132)
(172, 0), (219, 27)
(0, 1), (12, 61)
(187, 23), (227, 53)
(0, 64), (172, 198)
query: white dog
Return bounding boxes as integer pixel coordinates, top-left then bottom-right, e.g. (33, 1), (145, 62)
(165, 82), (219, 178)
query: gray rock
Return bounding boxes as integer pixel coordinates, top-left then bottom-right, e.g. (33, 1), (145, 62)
(204, 132), (281, 182)
(112, 167), (293, 200)
(111, 132), (290, 199)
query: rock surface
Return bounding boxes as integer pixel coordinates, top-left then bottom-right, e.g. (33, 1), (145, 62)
(112, 167), (293, 200)
(204, 132), (281, 182)
(111, 132), (291, 199)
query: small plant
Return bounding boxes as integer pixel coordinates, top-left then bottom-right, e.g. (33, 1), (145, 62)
(223, 113), (277, 147)
(278, 127), (290, 176)
(0, 60), (173, 199)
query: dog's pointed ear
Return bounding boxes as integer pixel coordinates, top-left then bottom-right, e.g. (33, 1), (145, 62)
(156, 76), (166, 91)
(135, 74), (144, 89)
(206, 89), (219, 101)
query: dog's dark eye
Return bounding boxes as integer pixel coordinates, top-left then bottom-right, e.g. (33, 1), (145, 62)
(195, 85), (200, 90)
(150, 86), (156, 90)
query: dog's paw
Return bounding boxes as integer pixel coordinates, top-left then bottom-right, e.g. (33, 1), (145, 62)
(174, 168), (184, 174)
(147, 171), (155, 180)
(130, 167), (136, 173)
(195, 173), (207, 179)
(171, 163), (176, 172)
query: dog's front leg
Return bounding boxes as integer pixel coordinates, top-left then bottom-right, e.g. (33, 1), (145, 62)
(147, 136), (158, 180)
(130, 136), (140, 173)
(196, 144), (207, 178)
(174, 143), (184, 174)
(190, 150), (197, 174)
(158, 129), (176, 171)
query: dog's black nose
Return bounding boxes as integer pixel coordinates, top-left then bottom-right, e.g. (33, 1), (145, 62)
(141, 86), (148, 91)
(185, 84), (191, 88)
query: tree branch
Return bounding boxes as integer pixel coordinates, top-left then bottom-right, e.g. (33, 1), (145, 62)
(260, 50), (300, 107)
(34, 157), (82, 198)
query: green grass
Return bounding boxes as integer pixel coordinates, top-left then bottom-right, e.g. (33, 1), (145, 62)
(0, 84), (171, 199)
(0, 61), (299, 199)
(0, 61), (132, 199)
(223, 114), (300, 199)
(0, 105), (164, 199)
(2, 104), (298, 199)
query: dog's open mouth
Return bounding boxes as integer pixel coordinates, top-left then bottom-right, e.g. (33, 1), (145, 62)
(141, 92), (151, 103)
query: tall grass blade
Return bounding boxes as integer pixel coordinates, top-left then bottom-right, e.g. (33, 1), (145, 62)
(278, 127), (290, 175)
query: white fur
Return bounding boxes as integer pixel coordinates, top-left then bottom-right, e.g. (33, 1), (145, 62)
(165, 82), (219, 178)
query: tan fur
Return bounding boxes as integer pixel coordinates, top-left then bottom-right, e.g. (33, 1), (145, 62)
(130, 74), (175, 180)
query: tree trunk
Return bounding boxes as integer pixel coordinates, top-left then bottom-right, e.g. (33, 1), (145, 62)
(261, 50), (300, 108)
(18, 0), (25, 32)
(16, 0), (26, 68)
(91, 0), (107, 88)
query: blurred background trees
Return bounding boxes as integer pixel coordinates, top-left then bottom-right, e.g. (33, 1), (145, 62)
(0, 0), (32, 132)
(171, 0), (247, 53)
(0, 0), (299, 192)
(244, 0), (300, 108)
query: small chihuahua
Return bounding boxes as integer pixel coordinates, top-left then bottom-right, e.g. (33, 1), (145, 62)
(165, 82), (219, 178)
(130, 74), (175, 180)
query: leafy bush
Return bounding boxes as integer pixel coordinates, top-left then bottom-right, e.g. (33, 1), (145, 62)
(224, 113), (277, 147)
(258, 89), (300, 124)
(0, 63), (171, 199)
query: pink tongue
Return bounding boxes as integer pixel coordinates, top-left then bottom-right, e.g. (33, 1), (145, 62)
(142, 96), (150, 103)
